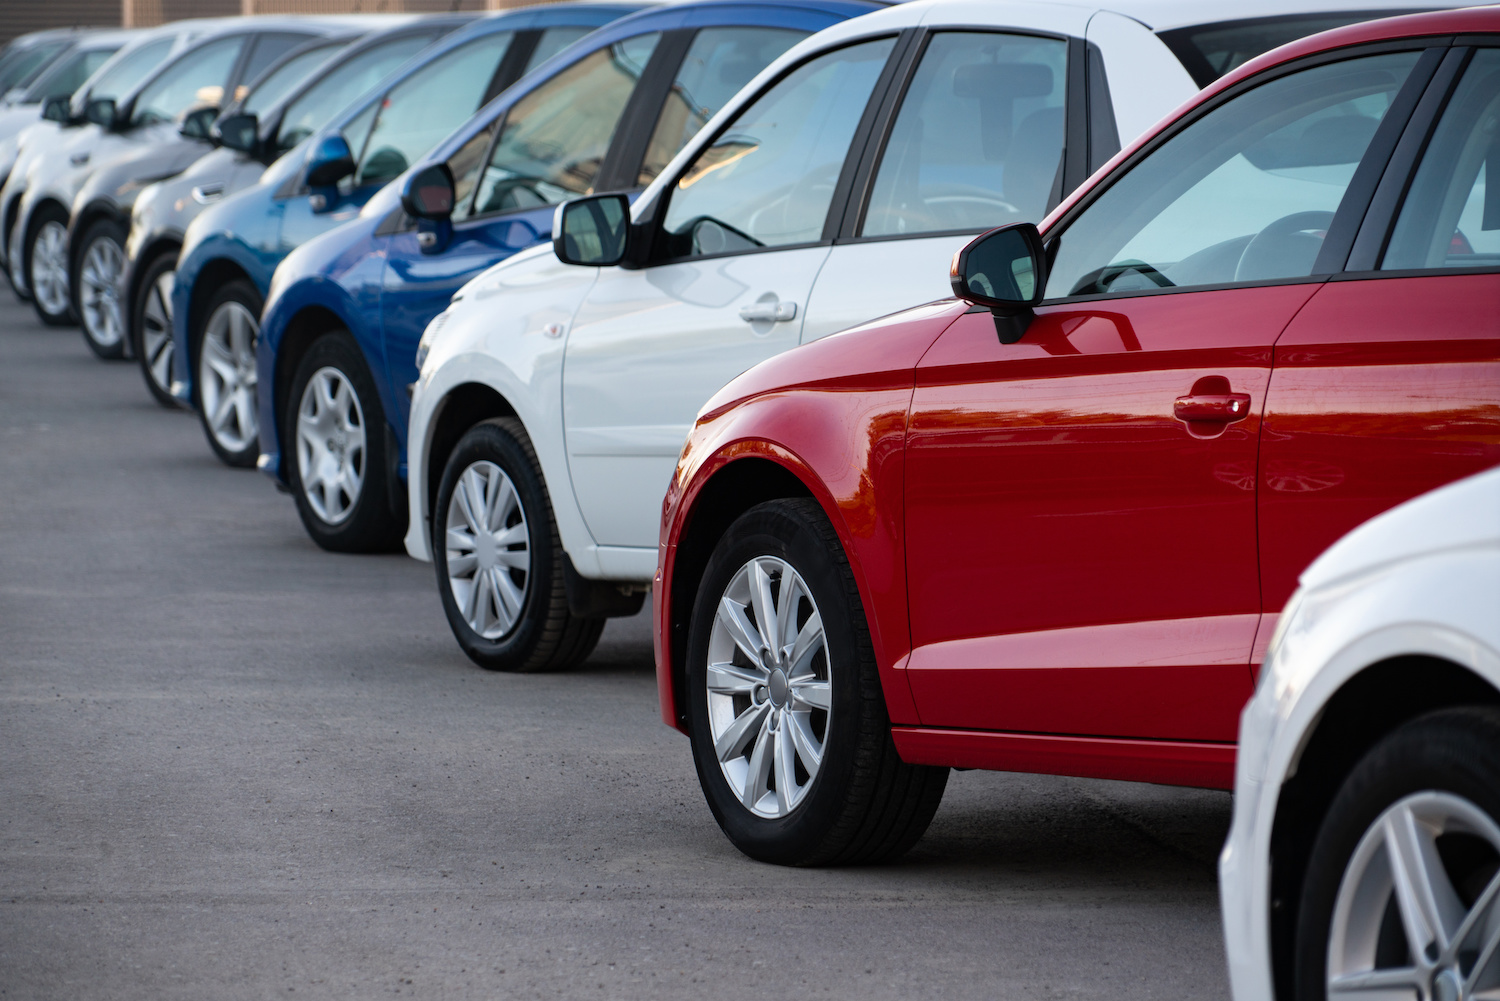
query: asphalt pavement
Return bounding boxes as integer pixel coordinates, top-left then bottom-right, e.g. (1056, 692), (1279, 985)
(0, 293), (1234, 1000)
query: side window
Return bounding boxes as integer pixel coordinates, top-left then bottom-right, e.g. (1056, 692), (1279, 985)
(862, 32), (1067, 240)
(276, 33), (436, 153)
(236, 33), (317, 101)
(472, 33), (660, 216)
(1045, 50), (1422, 298)
(661, 37), (896, 259)
(1382, 49), (1500, 271)
(240, 41), (344, 116)
(448, 121), (499, 223)
(84, 36), (174, 104)
(23, 46), (118, 101)
(636, 27), (806, 186)
(523, 26), (594, 75)
(130, 36), (248, 125)
(355, 33), (515, 188)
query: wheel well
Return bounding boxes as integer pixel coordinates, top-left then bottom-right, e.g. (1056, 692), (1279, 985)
(3, 191), (24, 257)
(424, 383), (517, 524)
(665, 458), (814, 729)
(186, 258), (254, 362)
(1267, 655), (1500, 999)
(270, 304), (345, 460)
(125, 238), (180, 325)
(21, 198), (68, 272)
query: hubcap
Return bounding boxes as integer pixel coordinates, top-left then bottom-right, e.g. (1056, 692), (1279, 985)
(80, 234), (124, 347)
(1328, 791), (1500, 1001)
(444, 460), (531, 640)
(705, 556), (831, 819)
(197, 300), (258, 454)
(30, 220), (69, 316)
(295, 366), (365, 526)
(140, 269), (175, 393)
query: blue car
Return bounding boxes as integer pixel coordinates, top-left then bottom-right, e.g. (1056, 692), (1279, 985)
(170, 3), (641, 468)
(252, 0), (879, 553)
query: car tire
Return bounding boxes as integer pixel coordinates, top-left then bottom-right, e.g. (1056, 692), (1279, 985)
(131, 250), (181, 408)
(685, 498), (949, 866)
(284, 330), (404, 553)
(27, 205), (75, 327)
(433, 417), (604, 672)
(1294, 706), (1500, 1001)
(192, 278), (262, 467)
(74, 218), (128, 359)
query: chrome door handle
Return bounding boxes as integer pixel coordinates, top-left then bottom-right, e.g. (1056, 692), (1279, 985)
(739, 300), (797, 323)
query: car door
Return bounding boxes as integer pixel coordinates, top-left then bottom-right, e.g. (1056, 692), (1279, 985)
(1258, 44), (1500, 622)
(562, 36), (899, 550)
(902, 46), (1435, 742)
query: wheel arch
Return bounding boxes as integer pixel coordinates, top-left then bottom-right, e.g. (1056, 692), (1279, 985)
(271, 304), (351, 470)
(21, 196), (69, 276)
(125, 236), (182, 331)
(423, 382), (519, 532)
(186, 257), (255, 364)
(1266, 655), (1500, 1000)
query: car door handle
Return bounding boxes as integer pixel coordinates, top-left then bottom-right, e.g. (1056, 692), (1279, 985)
(1174, 393), (1252, 423)
(739, 300), (797, 323)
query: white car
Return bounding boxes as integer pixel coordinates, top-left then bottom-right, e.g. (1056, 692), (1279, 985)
(1221, 466), (1500, 1001)
(405, 0), (1485, 671)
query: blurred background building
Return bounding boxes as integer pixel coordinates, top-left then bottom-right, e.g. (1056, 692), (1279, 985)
(1, 0), (542, 47)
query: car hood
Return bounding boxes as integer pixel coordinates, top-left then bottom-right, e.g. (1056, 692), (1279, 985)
(0, 103), (40, 148)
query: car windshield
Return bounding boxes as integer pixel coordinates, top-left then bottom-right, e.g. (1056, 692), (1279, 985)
(21, 45), (120, 102)
(129, 35), (246, 127)
(0, 40), (69, 93)
(1158, 11), (1423, 88)
(84, 36), (176, 104)
(240, 41), (348, 116)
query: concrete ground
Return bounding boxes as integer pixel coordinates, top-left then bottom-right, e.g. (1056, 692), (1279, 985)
(0, 294), (1234, 1000)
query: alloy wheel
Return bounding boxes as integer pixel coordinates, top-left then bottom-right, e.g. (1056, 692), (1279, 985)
(295, 366), (366, 526)
(30, 220), (69, 317)
(706, 556), (832, 819)
(79, 233), (125, 349)
(140, 268), (175, 395)
(1328, 790), (1500, 1001)
(444, 460), (531, 640)
(197, 300), (258, 454)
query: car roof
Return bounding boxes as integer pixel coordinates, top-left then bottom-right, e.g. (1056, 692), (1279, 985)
(1086, 0), (1494, 32)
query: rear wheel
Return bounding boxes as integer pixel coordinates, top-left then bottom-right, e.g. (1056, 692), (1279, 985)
(433, 418), (603, 672)
(686, 499), (948, 866)
(27, 206), (74, 326)
(75, 218), (127, 358)
(192, 279), (261, 467)
(131, 250), (180, 408)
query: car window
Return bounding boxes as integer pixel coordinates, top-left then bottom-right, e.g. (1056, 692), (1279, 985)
(636, 27), (806, 187)
(0, 41), (68, 93)
(277, 33), (437, 153)
(355, 32), (514, 188)
(472, 33), (660, 216)
(237, 34), (316, 100)
(130, 36), (247, 126)
(661, 37), (896, 259)
(1044, 50), (1421, 299)
(448, 120), (500, 223)
(82, 36), (175, 104)
(523, 26), (595, 75)
(1382, 49), (1500, 271)
(22, 45), (119, 102)
(862, 31), (1066, 240)
(1159, 13), (1415, 88)
(241, 41), (346, 116)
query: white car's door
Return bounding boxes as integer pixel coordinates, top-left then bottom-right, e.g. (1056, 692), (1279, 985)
(562, 35), (900, 549)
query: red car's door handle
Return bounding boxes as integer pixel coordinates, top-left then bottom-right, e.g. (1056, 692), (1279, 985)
(1174, 393), (1252, 423)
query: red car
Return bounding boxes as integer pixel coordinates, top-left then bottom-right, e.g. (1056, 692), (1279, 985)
(655, 7), (1500, 866)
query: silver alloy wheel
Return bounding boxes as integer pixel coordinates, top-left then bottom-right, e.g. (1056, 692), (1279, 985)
(79, 233), (124, 348)
(295, 366), (366, 526)
(197, 300), (258, 454)
(706, 556), (832, 819)
(444, 460), (531, 640)
(1328, 790), (1500, 1001)
(30, 220), (69, 317)
(140, 268), (174, 393)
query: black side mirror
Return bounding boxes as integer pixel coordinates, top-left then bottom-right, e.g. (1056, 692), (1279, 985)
(214, 112), (258, 154)
(305, 133), (354, 189)
(400, 163), (455, 220)
(179, 105), (220, 140)
(41, 95), (70, 123)
(85, 97), (117, 129)
(950, 222), (1047, 343)
(552, 193), (630, 268)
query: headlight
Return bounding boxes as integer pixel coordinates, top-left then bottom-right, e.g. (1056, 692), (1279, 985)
(414, 308), (450, 372)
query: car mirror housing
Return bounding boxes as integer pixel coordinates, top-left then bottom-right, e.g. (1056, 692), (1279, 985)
(400, 163), (455, 221)
(950, 222), (1047, 344)
(179, 105), (220, 141)
(305, 133), (354, 189)
(84, 97), (117, 130)
(213, 112), (258, 155)
(553, 193), (631, 268)
(41, 95), (70, 123)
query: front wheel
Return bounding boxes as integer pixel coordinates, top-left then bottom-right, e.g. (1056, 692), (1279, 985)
(192, 278), (261, 467)
(27, 205), (75, 327)
(131, 250), (181, 408)
(75, 218), (128, 359)
(284, 330), (403, 553)
(686, 499), (948, 866)
(1295, 707), (1500, 1001)
(433, 418), (603, 672)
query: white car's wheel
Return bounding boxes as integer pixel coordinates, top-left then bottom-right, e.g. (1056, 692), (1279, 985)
(28, 207), (74, 326)
(131, 251), (180, 408)
(76, 219), (127, 358)
(192, 279), (261, 467)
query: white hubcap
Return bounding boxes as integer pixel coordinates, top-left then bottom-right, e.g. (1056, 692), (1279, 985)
(30, 221), (69, 316)
(198, 300), (258, 454)
(140, 269), (175, 392)
(295, 366), (366, 526)
(444, 460), (530, 640)
(80, 234), (124, 347)
(706, 556), (831, 819)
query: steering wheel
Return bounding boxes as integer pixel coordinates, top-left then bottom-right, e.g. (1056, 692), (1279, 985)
(1235, 210), (1335, 281)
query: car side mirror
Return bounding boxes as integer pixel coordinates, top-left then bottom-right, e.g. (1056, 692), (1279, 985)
(179, 105), (220, 140)
(552, 193), (630, 268)
(213, 112), (258, 154)
(85, 97), (117, 129)
(41, 95), (70, 123)
(305, 133), (354, 189)
(950, 222), (1047, 344)
(400, 163), (454, 221)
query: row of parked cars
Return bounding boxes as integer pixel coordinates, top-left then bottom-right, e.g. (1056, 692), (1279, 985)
(4, 3), (1497, 997)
